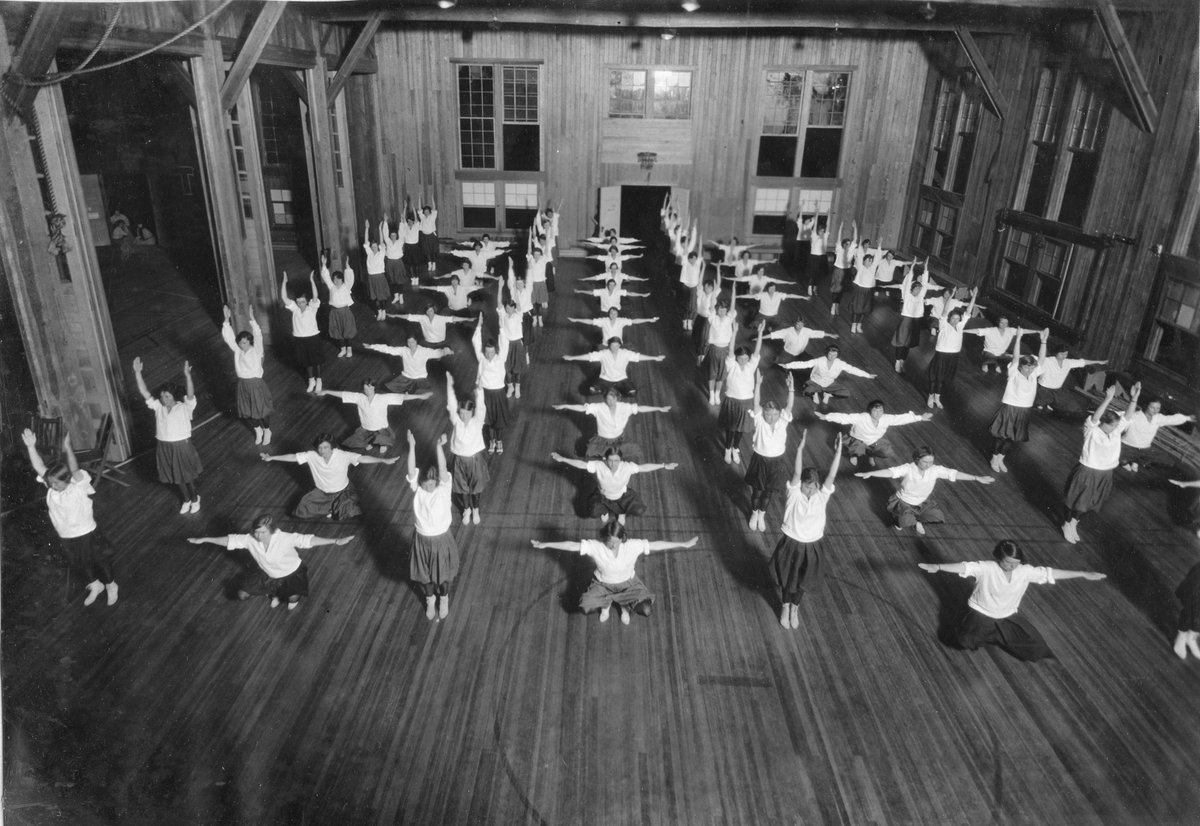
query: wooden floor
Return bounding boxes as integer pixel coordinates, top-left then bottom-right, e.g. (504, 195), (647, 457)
(3, 240), (1199, 826)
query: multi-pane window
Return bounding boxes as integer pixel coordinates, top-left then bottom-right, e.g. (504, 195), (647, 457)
(995, 229), (1073, 317)
(330, 110), (345, 189)
(461, 181), (540, 231)
(461, 182), (497, 229)
(912, 196), (959, 262)
(796, 189), (834, 228)
(1015, 67), (1109, 227)
(229, 106), (254, 220)
(751, 188), (791, 235)
(268, 187), (294, 227)
(607, 69), (692, 119)
(504, 182), (539, 229)
(458, 64), (540, 171)
(1143, 275), (1200, 382)
(756, 70), (850, 178)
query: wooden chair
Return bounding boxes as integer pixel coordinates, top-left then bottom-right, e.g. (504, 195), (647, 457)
(74, 413), (129, 488)
(28, 414), (62, 465)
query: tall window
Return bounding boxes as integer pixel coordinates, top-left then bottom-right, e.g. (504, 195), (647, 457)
(995, 229), (1072, 317)
(912, 75), (981, 263)
(607, 69), (692, 119)
(1015, 68), (1109, 227)
(756, 70), (850, 178)
(457, 63), (540, 171)
(1144, 275), (1200, 381)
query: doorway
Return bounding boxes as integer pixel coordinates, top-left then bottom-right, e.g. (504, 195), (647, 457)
(619, 185), (671, 240)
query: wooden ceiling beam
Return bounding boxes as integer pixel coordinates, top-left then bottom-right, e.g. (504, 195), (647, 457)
(220, 0), (289, 111)
(1093, 0), (1158, 133)
(3, 3), (71, 119)
(326, 11), (382, 105)
(953, 27), (1008, 120)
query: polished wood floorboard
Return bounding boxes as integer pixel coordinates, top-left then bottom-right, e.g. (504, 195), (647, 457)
(3, 245), (1199, 825)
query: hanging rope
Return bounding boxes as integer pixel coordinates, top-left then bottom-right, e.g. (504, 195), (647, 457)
(68, 4), (123, 74)
(6, 0), (237, 88)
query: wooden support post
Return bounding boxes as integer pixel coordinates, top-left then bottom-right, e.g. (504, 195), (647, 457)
(326, 11), (383, 105)
(1094, 0), (1158, 133)
(953, 28), (1008, 121)
(306, 57), (342, 259)
(220, 0), (288, 112)
(2, 2), (71, 121)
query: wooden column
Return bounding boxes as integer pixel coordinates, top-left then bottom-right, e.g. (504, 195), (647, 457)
(0, 21), (130, 457)
(189, 34), (276, 332)
(305, 56), (342, 258)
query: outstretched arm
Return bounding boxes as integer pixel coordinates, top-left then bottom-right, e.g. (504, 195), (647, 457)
(550, 451), (590, 471)
(951, 468), (995, 484)
(187, 536), (232, 548)
(645, 537), (700, 552)
(260, 452), (301, 463)
(636, 461), (679, 473)
(552, 403), (588, 412)
(530, 540), (583, 552)
(1049, 569), (1108, 581)
(358, 453), (400, 466)
(309, 535), (356, 548)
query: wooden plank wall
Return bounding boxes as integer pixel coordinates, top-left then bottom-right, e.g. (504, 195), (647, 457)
(358, 26), (929, 247)
(904, 8), (1199, 372)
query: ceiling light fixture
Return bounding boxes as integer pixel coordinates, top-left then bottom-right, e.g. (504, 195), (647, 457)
(437, 0), (457, 9)
(681, 1), (701, 11)
(660, 28), (676, 40)
(919, 2), (935, 21)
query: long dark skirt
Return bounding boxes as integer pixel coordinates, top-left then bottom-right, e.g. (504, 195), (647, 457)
(366, 270), (390, 302)
(1063, 464), (1114, 514)
(530, 282), (550, 305)
(419, 232), (438, 264)
(293, 334), (326, 369)
(745, 452), (789, 494)
(236, 562), (310, 602)
(848, 283), (874, 314)
(718, 396), (754, 433)
(403, 242), (423, 268)
(891, 316), (923, 349)
(60, 528), (116, 584)
(328, 306), (357, 340)
(451, 451), (490, 495)
(927, 351), (960, 392)
(989, 404), (1032, 441)
(483, 387), (511, 430)
(410, 529), (460, 585)
(704, 344), (730, 382)
(806, 252), (828, 286)
(956, 607), (1052, 661)
(771, 535), (825, 595)
(505, 339), (527, 380)
(236, 376), (273, 419)
(294, 484), (361, 520)
(156, 439), (202, 485)
(385, 256), (408, 289)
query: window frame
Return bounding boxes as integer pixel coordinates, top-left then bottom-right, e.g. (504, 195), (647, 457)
(454, 60), (543, 173)
(606, 66), (694, 120)
(753, 67), (853, 181)
(459, 180), (542, 233)
(747, 185), (834, 240)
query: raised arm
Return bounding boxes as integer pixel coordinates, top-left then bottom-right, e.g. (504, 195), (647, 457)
(407, 430), (417, 479)
(1090, 384), (1118, 425)
(280, 272), (290, 304)
(791, 428), (807, 484)
(471, 315), (484, 358)
(132, 357), (152, 399)
(435, 434), (449, 483)
(445, 373), (460, 418)
(21, 429), (48, 477)
(309, 269), (318, 301)
(550, 451), (590, 471)
(825, 433), (843, 486)
(752, 322), (765, 359)
(785, 370), (796, 410)
(1122, 382), (1142, 421)
(220, 305), (237, 352)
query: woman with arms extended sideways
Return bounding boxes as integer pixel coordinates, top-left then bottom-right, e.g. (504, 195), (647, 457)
(919, 539), (1106, 661)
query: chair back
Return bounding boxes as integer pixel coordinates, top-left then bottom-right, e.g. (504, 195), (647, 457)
(29, 414), (62, 463)
(90, 413), (115, 462)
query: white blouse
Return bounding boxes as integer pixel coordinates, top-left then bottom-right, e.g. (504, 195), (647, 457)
(284, 297), (320, 338)
(584, 401), (637, 439)
(221, 318), (265, 379)
(147, 396), (196, 442)
(724, 356), (759, 400)
(41, 471), (98, 538)
(408, 472), (452, 536)
(960, 561), (1054, 619)
(1078, 417), (1131, 470)
(781, 483), (834, 543)
(750, 408), (793, 457)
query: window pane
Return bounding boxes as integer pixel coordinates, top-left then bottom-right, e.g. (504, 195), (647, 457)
(937, 205), (957, 235)
(504, 182), (539, 208)
(1036, 240), (1067, 276)
(459, 66), (495, 169)
(796, 189), (833, 217)
(502, 66), (538, 123)
(808, 72), (849, 126)
(1021, 144), (1056, 215)
(1006, 230), (1033, 263)
(800, 129), (843, 178)
(651, 70), (692, 119)
(502, 124), (540, 171)
(1069, 85), (1104, 151)
(504, 207), (538, 230)
(1031, 66), (1064, 144)
(763, 71), (804, 135)
(950, 132), (975, 195)
(1034, 275), (1063, 315)
(463, 207), (497, 228)
(1057, 151), (1099, 227)
(754, 187), (791, 214)
(1146, 324), (1200, 379)
(930, 79), (955, 150)
(461, 181), (496, 206)
(757, 135), (797, 177)
(608, 70), (646, 118)
(958, 98), (981, 135)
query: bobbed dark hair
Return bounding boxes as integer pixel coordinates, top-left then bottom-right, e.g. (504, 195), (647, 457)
(911, 445), (934, 461)
(602, 520), (627, 542)
(252, 513), (276, 533)
(312, 432), (335, 450)
(992, 539), (1025, 563)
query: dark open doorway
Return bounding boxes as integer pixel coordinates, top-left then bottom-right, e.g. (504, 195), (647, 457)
(620, 185), (670, 240)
